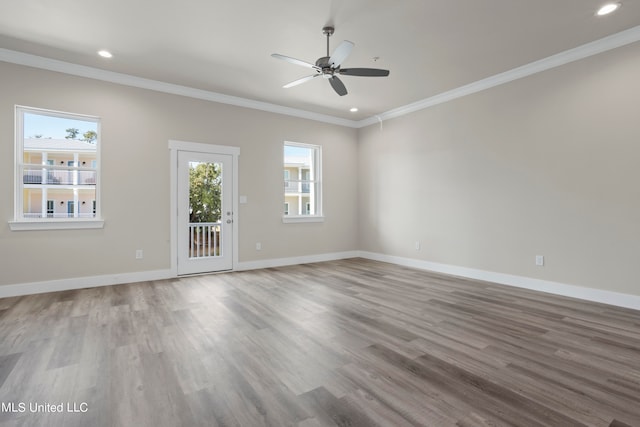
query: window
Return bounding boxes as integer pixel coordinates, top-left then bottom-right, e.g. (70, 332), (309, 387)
(283, 141), (323, 223)
(10, 106), (103, 230)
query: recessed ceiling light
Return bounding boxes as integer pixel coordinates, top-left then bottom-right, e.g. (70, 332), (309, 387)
(596, 2), (621, 16)
(97, 50), (113, 58)
(350, 107), (358, 112)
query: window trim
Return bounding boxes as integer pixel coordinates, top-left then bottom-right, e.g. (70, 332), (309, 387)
(282, 141), (324, 223)
(9, 105), (104, 231)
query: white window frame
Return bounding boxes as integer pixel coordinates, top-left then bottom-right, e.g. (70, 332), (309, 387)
(9, 106), (104, 231)
(283, 141), (323, 223)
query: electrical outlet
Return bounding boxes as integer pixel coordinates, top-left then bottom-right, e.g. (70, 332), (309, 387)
(535, 255), (544, 266)
(135, 249), (143, 259)
(256, 242), (262, 251)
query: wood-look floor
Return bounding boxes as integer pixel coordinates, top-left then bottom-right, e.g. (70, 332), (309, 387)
(0, 258), (639, 427)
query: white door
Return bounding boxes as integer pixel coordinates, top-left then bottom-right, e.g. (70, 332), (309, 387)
(177, 151), (233, 275)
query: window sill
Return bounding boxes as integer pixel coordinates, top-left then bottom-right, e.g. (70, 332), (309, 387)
(8, 219), (105, 231)
(282, 216), (325, 224)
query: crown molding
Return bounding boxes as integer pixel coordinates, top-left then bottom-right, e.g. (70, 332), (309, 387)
(0, 48), (357, 128)
(2, 25), (639, 130)
(356, 25), (640, 128)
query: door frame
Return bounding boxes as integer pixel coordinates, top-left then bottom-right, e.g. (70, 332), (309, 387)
(168, 140), (240, 276)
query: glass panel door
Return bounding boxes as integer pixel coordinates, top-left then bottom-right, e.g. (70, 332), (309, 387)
(177, 151), (233, 275)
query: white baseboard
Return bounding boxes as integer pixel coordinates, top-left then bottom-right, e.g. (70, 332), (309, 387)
(4, 251), (638, 312)
(235, 251), (360, 271)
(0, 251), (359, 299)
(0, 269), (174, 299)
(357, 251), (640, 311)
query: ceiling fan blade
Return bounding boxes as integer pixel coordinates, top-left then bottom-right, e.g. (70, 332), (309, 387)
(329, 40), (354, 68)
(283, 74), (319, 89)
(329, 76), (348, 96)
(339, 68), (390, 77)
(271, 54), (321, 71)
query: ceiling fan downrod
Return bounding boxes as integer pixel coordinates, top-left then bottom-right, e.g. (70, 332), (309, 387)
(322, 26), (334, 57)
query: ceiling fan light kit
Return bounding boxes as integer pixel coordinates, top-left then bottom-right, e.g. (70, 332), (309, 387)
(271, 26), (390, 96)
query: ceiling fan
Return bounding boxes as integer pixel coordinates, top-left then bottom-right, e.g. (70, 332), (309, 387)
(271, 26), (390, 96)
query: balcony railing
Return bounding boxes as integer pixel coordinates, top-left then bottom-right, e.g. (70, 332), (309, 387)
(23, 213), (96, 219)
(284, 181), (310, 193)
(189, 222), (221, 258)
(23, 168), (96, 185)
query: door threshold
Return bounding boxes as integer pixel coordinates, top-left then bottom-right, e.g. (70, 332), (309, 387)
(177, 269), (233, 278)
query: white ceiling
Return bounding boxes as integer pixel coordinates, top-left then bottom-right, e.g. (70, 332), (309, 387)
(1, 1), (639, 121)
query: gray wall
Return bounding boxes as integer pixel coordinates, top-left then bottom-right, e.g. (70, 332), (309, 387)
(2, 41), (639, 299)
(358, 42), (640, 296)
(0, 62), (359, 287)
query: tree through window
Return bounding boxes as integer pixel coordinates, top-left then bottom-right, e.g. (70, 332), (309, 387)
(188, 162), (222, 223)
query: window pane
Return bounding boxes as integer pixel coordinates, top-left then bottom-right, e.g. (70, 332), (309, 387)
(187, 161), (223, 259)
(283, 142), (321, 218)
(17, 107), (100, 222)
(284, 151), (313, 189)
(22, 188), (96, 218)
(24, 113), (98, 141)
(284, 183), (318, 215)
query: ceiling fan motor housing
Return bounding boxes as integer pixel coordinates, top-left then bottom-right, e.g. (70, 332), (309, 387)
(315, 56), (336, 77)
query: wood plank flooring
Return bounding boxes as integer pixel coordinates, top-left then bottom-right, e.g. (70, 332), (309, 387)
(0, 258), (639, 426)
